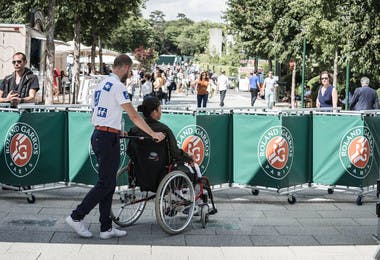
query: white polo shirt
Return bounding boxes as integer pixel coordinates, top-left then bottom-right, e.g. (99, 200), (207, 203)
(217, 74), (228, 91)
(91, 73), (130, 130)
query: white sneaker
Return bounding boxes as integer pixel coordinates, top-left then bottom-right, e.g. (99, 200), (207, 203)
(65, 216), (93, 238)
(100, 228), (127, 239)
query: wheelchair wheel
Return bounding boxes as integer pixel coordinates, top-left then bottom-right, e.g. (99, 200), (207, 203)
(111, 167), (148, 227)
(155, 170), (195, 235)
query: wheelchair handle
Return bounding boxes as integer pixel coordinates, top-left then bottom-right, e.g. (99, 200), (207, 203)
(120, 135), (155, 141)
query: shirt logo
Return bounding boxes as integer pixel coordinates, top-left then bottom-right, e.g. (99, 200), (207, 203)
(257, 126), (294, 180)
(103, 82), (113, 92)
(4, 123), (40, 177)
(176, 125), (210, 173)
(94, 90), (101, 106)
(123, 91), (129, 100)
(97, 107), (107, 118)
(339, 126), (374, 179)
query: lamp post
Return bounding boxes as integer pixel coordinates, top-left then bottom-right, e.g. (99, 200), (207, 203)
(301, 36), (306, 108)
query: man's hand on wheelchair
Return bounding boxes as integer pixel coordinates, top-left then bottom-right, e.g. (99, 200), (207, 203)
(151, 132), (165, 142)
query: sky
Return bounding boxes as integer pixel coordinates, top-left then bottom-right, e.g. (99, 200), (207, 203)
(141, 0), (227, 23)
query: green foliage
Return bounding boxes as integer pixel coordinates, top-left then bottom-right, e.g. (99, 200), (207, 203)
(225, 0), (380, 87)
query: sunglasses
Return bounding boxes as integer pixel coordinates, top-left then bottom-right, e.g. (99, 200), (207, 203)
(12, 60), (23, 65)
(321, 77), (329, 80)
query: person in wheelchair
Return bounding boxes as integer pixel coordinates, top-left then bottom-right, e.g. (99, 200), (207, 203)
(128, 96), (217, 215)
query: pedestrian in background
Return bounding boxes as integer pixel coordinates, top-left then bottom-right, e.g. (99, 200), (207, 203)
(350, 77), (379, 110)
(141, 73), (153, 100)
(249, 70), (260, 106)
(316, 71), (337, 109)
(262, 71), (276, 109)
(217, 70), (228, 107)
(66, 54), (165, 239)
(196, 71), (209, 108)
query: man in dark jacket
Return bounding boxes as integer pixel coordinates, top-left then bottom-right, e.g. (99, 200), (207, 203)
(0, 52), (39, 106)
(349, 77), (379, 111)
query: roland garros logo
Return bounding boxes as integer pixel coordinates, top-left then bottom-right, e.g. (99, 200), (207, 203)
(176, 125), (210, 173)
(4, 123), (40, 177)
(257, 126), (294, 180)
(89, 138), (127, 173)
(339, 126), (374, 179)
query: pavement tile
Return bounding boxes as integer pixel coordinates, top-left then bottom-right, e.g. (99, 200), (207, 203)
(0, 252), (40, 260)
(318, 209), (375, 218)
(249, 235), (319, 246)
(0, 242), (12, 253)
(152, 246), (224, 257)
(118, 233), (186, 246)
(244, 217), (302, 226)
(275, 226), (340, 236)
(352, 218), (377, 226)
(185, 234), (253, 246)
(0, 230), (53, 243)
(313, 234), (377, 245)
(263, 209), (322, 218)
(50, 231), (117, 244)
(297, 217), (358, 227)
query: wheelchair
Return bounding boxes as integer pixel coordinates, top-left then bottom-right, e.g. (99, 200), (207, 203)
(111, 135), (217, 234)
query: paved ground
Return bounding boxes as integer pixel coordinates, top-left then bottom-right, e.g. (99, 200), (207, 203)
(1, 90), (379, 259)
(0, 185), (379, 259)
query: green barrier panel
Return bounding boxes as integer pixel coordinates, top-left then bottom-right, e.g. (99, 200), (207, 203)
(313, 114), (379, 187)
(196, 114), (231, 184)
(233, 113), (310, 189)
(68, 112), (132, 185)
(0, 111), (66, 185)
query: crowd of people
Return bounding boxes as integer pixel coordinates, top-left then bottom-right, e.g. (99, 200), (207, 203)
(0, 51), (379, 111)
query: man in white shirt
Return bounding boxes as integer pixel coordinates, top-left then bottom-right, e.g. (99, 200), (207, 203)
(66, 54), (165, 240)
(217, 70), (229, 107)
(262, 71), (277, 109)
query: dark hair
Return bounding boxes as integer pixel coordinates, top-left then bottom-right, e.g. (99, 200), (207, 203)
(320, 71), (332, 84)
(113, 54), (132, 69)
(137, 96), (161, 118)
(13, 52), (27, 61)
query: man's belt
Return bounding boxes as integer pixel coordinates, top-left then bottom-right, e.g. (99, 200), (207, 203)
(95, 126), (121, 134)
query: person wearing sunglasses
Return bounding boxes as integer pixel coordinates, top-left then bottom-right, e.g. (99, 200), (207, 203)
(316, 71), (337, 109)
(0, 52), (40, 107)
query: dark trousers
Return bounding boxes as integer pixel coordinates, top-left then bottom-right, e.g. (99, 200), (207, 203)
(219, 90), (227, 107)
(197, 94), (208, 108)
(250, 88), (258, 106)
(71, 130), (120, 232)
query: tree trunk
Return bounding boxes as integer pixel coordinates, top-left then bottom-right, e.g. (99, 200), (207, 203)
(91, 30), (96, 74)
(268, 59), (273, 72)
(44, 0), (56, 105)
(333, 47), (338, 87)
(291, 62), (296, 109)
(73, 17), (81, 104)
(98, 36), (103, 73)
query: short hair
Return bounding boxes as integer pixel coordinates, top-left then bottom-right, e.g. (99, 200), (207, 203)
(360, 77), (370, 85)
(113, 54), (132, 69)
(137, 96), (161, 118)
(144, 73), (151, 81)
(13, 52), (27, 61)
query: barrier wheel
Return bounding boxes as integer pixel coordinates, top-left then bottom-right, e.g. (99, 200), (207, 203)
(355, 195), (363, 206)
(111, 167), (148, 227)
(327, 188), (334, 194)
(155, 170), (195, 235)
(287, 195), (296, 204)
(200, 204), (209, 228)
(251, 189), (259, 196)
(27, 195), (36, 204)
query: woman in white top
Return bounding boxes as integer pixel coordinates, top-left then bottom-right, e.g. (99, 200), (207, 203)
(141, 73), (153, 100)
